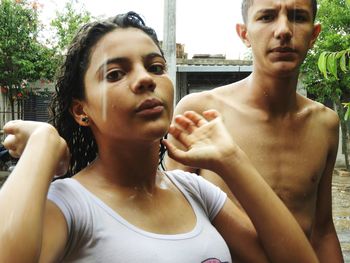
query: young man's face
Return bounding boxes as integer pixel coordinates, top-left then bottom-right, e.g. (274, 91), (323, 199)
(238, 0), (320, 76)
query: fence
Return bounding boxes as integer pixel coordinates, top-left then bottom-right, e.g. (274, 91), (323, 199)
(0, 89), (24, 134)
(1, 91), (52, 143)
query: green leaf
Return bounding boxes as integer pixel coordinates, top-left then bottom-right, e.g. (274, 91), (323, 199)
(327, 53), (338, 79)
(318, 52), (328, 78)
(340, 52), (348, 72)
(336, 50), (345, 59)
(345, 104), (350, 121)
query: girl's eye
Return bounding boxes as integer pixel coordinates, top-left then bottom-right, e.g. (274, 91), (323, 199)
(105, 70), (125, 82)
(149, 64), (166, 75)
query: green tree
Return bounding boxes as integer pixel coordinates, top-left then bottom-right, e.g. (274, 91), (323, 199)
(0, 0), (93, 123)
(46, 0), (93, 80)
(301, 0), (350, 169)
(50, 0), (93, 54)
(0, 0), (57, 119)
(317, 0), (350, 81)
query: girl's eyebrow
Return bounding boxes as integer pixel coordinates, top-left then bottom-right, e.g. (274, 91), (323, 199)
(96, 52), (165, 74)
(96, 57), (128, 75)
(142, 52), (166, 62)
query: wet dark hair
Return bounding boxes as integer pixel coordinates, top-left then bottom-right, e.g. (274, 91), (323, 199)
(49, 11), (166, 177)
(241, 0), (318, 24)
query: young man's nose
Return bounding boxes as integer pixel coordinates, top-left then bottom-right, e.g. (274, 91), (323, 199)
(130, 66), (156, 93)
(274, 16), (293, 42)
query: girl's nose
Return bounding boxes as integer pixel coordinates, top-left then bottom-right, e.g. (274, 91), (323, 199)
(130, 66), (156, 93)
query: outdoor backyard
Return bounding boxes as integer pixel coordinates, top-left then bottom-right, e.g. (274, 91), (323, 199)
(332, 170), (350, 262)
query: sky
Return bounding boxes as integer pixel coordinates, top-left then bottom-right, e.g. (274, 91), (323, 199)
(38, 0), (249, 59)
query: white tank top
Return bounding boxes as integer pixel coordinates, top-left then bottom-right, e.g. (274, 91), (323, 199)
(48, 170), (231, 263)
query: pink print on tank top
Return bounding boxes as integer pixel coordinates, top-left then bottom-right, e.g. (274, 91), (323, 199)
(202, 258), (229, 263)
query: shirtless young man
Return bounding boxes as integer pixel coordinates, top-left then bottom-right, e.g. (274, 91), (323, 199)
(166, 0), (344, 261)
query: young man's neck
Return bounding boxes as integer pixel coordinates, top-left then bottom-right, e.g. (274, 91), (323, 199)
(244, 70), (300, 116)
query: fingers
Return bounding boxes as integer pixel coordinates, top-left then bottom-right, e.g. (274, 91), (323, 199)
(173, 111), (208, 132)
(3, 134), (21, 158)
(203, 109), (220, 121)
(171, 113), (202, 148)
(183, 111), (208, 127)
(3, 120), (22, 134)
(162, 139), (187, 163)
(171, 110), (221, 143)
(183, 110), (220, 125)
(167, 125), (192, 148)
(174, 114), (198, 134)
(2, 120), (30, 158)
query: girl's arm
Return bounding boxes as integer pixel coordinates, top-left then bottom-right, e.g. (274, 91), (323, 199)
(164, 110), (318, 263)
(0, 121), (69, 263)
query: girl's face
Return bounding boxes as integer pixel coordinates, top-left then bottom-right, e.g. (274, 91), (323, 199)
(77, 27), (174, 143)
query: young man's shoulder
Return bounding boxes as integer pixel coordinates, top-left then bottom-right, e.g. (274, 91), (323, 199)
(175, 81), (244, 114)
(300, 95), (339, 131)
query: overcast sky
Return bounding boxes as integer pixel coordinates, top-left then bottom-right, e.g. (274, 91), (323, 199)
(38, 0), (249, 59)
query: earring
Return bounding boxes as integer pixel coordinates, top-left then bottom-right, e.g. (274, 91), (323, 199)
(82, 116), (89, 124)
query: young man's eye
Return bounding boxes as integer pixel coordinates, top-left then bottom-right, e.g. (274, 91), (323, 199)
(105, 70), (125, 82)
(291, 15), (307, 22)
(259, 14), (275, 22)
(149, 64), (166, 75)
(289, 11), (309, 23)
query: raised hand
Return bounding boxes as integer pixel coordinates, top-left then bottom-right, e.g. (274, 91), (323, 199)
(163, 110), (239, 172)
(3, 120), (70, 176)
(3, 120), (50, 158)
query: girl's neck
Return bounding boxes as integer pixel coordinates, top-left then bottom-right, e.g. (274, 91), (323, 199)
(80, 140), (161, 191)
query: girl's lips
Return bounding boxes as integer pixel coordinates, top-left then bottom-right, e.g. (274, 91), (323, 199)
(135, 98), (164, 117)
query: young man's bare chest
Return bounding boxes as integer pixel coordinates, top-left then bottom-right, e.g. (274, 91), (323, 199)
(207, 101), (330, 233)
(225, 108), (327, 189)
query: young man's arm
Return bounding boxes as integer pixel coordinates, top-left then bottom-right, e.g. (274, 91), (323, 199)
(310, 111), (344, 262)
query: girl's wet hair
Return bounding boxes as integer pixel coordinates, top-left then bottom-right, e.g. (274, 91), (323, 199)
(49, 11), (166, 177)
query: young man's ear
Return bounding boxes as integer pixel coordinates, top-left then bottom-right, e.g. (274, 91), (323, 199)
(236, 23), (251, 48)
(309, 23), (321, 48)
(70, 99), (90, 126)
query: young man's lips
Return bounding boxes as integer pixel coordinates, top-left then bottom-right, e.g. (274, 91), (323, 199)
(270, 47), (296, 53)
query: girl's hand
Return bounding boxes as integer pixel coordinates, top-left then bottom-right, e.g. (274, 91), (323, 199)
(163, 110), (239, 172)
(3, 120), (48, 158)
(2, 120), (70, 176)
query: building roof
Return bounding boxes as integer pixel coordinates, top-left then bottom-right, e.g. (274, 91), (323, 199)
(176, 58), (253, 72)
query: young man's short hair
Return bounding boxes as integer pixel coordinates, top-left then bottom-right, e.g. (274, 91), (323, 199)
(241, 0), (318, 24)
